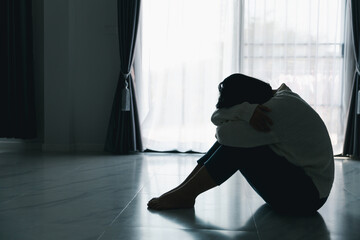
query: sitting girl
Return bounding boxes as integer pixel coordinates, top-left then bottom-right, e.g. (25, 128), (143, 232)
(147, 73), (334, 215)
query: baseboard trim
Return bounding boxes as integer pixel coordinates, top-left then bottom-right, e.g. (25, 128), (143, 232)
(42, 143), (104, 152)
(0, 139), (42, 152)
(0, 139), (104, 153)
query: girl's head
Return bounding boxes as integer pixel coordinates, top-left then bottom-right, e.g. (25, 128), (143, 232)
(216, 73), (273, 109)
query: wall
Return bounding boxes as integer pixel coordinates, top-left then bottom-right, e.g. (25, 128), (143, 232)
(43, 0), (120, 151)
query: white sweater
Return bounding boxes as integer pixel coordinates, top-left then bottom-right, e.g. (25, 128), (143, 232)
(211, 84), (334, 198)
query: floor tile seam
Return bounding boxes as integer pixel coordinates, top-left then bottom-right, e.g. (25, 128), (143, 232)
(0, 191), (92, 213)
(184, 227), (257, 233)
(0, 193), (28, 207)
(250, 213), (261, 240)
(96, 186), (145, 240)
(109, 185), (145, 226)
(116, 217), (258, 232)
(101, 224), (258, 233)
(1, 164), (87, 202)
(0, 176), (57, 205)
(248, 200), (262, 240)
(150, 173), (190, 176)
(6, 176), (140, 197)
(96, 230), (106, 240)
(342, 187), (360, 200)
(0, 185), (83, 207)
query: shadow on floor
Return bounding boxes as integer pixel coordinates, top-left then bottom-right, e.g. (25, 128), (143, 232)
(148, 204), (330, 240)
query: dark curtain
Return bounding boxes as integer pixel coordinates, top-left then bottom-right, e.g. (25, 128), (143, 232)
(105, 0), (143, 154)
(0, 0), (37, 139)
(343, 0), (360, 158)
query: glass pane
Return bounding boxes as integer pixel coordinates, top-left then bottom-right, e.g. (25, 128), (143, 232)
(242, 0), (345, 153)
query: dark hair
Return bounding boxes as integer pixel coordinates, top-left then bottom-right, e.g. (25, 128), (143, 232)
(216, 73), (272, 109)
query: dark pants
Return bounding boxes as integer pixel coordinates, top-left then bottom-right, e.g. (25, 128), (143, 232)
(198, 142), (327, 215)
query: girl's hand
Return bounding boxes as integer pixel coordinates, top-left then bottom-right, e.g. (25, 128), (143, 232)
(249, 105), (273, 132)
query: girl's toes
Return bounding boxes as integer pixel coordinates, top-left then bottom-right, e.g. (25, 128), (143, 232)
(148, 198), (157, 205)
(147, 198), (160, 208)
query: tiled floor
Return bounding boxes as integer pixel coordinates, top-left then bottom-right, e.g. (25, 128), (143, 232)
(0, 151), (359, 240)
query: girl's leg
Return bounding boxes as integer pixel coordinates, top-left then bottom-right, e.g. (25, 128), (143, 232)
(148, 144), (244, 210)
(198, 144), (323, 214)
(150, 141), (222, 200)
(148, 143), (323, 214)
(235, 146), (323, 215)
(175, 141), (222, 188)
(197, 141), (222, 165)
(148, 166), (217, 210)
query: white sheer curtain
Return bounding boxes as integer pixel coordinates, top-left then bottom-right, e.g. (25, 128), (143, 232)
(135, 0), (347, 153)
(135, 0), (241, 152)
(241, 0), (346, 154)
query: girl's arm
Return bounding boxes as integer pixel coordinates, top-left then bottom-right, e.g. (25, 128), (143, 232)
(211, 102), (273, 132)
(215, 120), (279, 147)
(211, 102), (257, 126)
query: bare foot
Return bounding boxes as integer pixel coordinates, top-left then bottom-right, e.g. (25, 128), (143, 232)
(155, 164), (203, 199)
(148, 166), (216, 210)
(147, 191), (195, 210)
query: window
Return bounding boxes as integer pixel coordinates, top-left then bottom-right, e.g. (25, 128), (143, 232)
(136, 0), (347, 153)
(242, 0), (346, 153)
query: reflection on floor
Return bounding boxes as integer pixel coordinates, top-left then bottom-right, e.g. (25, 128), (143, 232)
(0, 151), (359, 240)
